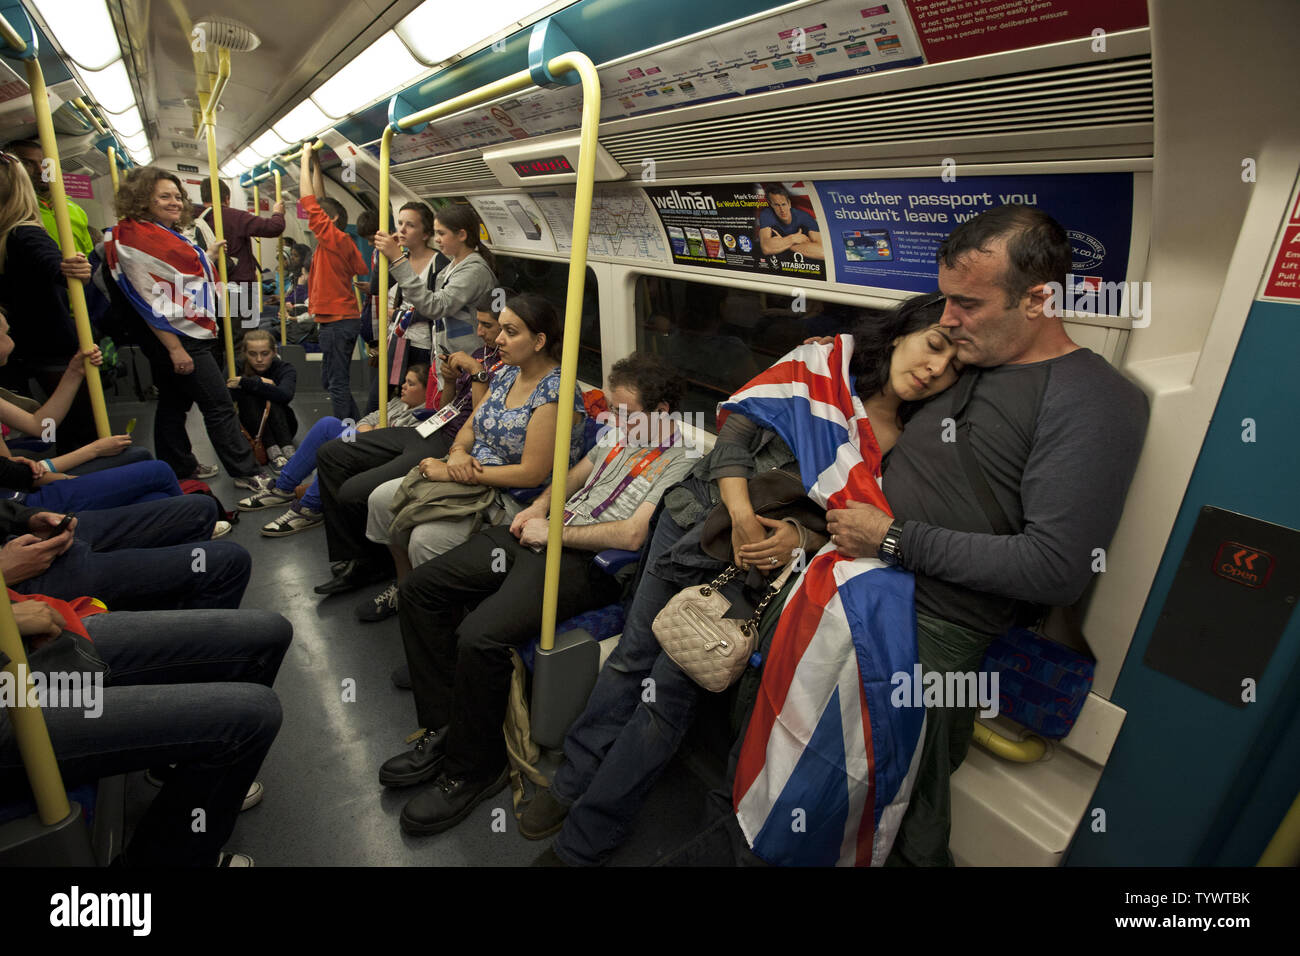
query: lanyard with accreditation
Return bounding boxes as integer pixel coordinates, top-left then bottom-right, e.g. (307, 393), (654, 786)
(562, 440), (672, 525)
(415, 356), (505, 437)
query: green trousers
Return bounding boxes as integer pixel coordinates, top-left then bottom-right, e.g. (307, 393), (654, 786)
(885, 611), (997, 867)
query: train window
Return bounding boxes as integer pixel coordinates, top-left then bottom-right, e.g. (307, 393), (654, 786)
(494, 254), (602, 386)
(634, 275), (869, 430)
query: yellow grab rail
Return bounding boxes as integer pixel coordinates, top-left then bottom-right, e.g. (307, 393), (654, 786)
(251, 181), (263, 321)
(200, 46), (236, 376)
(106, 145), (120, 195)
(972, 722), (1047, 763)
(72, 97), (107, 136)
(1258, 789), (1300, 867)
(274, 169), (286, 344)
(380, 50), (599, 652)
(12, 32), (109, 437)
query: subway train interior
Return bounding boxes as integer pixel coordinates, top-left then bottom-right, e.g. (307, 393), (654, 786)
(0, 0), (1297, 882)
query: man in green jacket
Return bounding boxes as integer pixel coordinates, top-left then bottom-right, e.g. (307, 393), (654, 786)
(8, 139), (94, 254)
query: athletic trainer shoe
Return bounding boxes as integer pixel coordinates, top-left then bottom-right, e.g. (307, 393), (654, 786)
(233, 472), (273, 491)
(191, 463), (219, 480)
(261, 505), (324, 537)
(238, 485), (294, 511)
(357, 582), (399, 622)
(217, 852), (255, 867)
(270, 455), (289, 472)
(211, 520), (233, 539)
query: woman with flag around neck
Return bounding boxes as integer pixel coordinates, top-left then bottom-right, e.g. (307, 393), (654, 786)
(523, 292), (964, 869)
(104, 167), (267, 487)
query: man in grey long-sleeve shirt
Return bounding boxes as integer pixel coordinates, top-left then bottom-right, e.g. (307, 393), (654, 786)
(827, 205), (1148, 865)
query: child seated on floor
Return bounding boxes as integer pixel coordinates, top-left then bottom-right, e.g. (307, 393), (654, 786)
(236, 364), (430, 537)
(227, 329), (298, 470)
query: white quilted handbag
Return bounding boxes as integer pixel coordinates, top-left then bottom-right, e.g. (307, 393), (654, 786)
(653, 561), (797, 693)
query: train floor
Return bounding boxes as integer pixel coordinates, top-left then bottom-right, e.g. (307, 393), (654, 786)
(100, 374), (716, 867)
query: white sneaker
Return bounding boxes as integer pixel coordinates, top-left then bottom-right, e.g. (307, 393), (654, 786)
(239, 485), (294, 511)
(261, 505), (323, 537)
(192, 463), (219, 480)
(211, 520), (233, 538)
(233, 472), (272, 491)
(217, 852), (255, 867)
(270, 455), (290, 471)
(241, 780), (264, 811)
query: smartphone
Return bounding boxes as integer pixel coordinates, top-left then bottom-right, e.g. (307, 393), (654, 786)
(125, 417), (137, 435)
(54, 513), (75, 534)
(438, 344), (452, 358)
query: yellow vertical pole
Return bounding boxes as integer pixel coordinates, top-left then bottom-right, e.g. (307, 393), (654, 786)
(201, 48), (235, 377)
(273, 169), (286, 345)
(23, 59), (110, 437)
(0, 577), (72, 825)
(106, 146), (120, 195)
(377, 131), (392, 428)
(537, 53), (599, 653)
(251, 181), (262, 321)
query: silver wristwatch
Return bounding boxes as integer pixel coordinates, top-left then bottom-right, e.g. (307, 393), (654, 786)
(877, 521), (905, 566)
(470, 370), (490, 383)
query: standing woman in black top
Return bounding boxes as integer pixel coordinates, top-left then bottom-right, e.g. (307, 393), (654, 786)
(0, 151), (98, 454)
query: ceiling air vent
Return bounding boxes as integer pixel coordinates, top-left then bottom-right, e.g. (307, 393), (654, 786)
(394, 156), (497, 196)
(171, 140), (200, 153)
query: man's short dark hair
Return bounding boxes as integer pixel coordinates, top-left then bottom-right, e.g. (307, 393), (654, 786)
(936, 204), (1070, 306)
(607, 351), (684, 413)
(318, 197), (347, 230)
(356, 209), (379, 238)
(762, 182), (792, 202)
(199, 179), (231, 205)
(4, 139), (40, 154)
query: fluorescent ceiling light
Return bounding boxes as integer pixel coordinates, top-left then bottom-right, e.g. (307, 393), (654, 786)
(250, 129), (291, 156)
(129, 144), (152, 166)
(397, 0), (544, 65)
(272, 99), (331, 144)
(108, 104), (143, 137)
(220, 159), (247, 178)
(235, 146), (265, 168)
(119, 129), (148, 152)
(80, 59), (136, 114)
(30, 0), (122, 71)
(310, 31), (425, 119)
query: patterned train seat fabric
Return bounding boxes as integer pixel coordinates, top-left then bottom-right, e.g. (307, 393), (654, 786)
(979, 627), (1095, 739)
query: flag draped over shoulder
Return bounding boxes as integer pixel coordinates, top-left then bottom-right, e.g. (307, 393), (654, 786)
(722, 335), (925, 867)
(103, 219), (218, 339)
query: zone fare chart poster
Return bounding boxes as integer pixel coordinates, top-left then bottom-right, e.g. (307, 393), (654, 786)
(814, 173), (1135, 306)
(644, 181), (827, 282)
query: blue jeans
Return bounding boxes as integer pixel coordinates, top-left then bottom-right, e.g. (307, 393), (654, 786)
(273, 416), (347, 512)
(0, 609), (291, 866)
(551, 511), (715, 865)
(26, 460), (181, 513)
(13, 494), (251, 611)
(318, 318), (360, 421)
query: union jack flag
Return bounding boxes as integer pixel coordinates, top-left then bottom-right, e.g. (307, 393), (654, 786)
(103, 219), (219, 339)
(723, 335), (925, 866)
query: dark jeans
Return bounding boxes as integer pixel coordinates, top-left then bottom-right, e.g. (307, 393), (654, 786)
(25, 459), (180, 512)
(551, 511), (737, 866)
(0, 609), (291, 866)
(12, 494), (251, 611)
(140, 334), (260, 480)
(399, 526), (621, 779)
(233, 391), (298, 450)
(316, 425), (454, 567)
(884, 612), (997, 867)
(318, 318), (360, 421)
(66, 445), (155, 476)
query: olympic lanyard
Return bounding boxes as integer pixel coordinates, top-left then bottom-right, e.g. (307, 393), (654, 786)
(563, 444), (669, 524)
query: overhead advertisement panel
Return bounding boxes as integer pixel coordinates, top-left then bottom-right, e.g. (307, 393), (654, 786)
(814, 173), (1135, 304)
(388, 0), (923, 164)
(467, 193), (556, 252)
(528, 187), (671, 263)
(643, 181), (827, 282)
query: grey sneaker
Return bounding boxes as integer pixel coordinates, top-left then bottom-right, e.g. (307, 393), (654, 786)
(233, 472), (273, 491)
(239, 485), (294, 511)
(270, 455), (290, 471)
(211, 520), (233, 539)
(192, 463), (219, 480)
(356, 582), (399, 623)
(261, 505), (323, 537)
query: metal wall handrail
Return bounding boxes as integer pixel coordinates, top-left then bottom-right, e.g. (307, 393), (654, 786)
(380, 42), (598, 654)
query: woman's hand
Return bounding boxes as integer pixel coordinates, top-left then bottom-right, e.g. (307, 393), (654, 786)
(60, 253), (91, 282)
(208, 239), (227, 259)
(66, 344), (102, 378)
(226, 377), (242, 389)
(418, 457), (449, 482)
(372, 231), (402, 262)
(170, 348), (194, 375)
(11, 600), (65, 641)
(90, 434), (132, 458)
(738, 515), (801, 574)
(730, 510), (768, 570)
(12, 456), (46, 480)
(445, 447), (482, 484)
